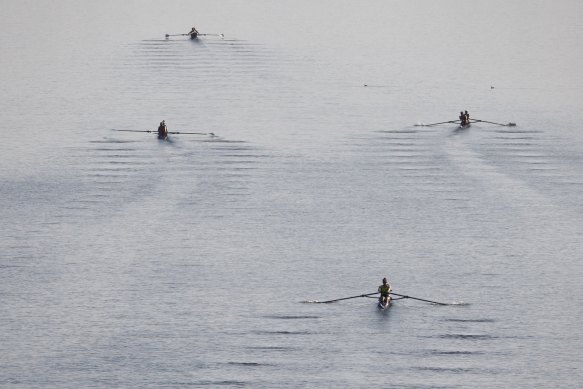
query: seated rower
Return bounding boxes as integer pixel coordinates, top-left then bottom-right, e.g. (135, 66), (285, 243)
(378, 277), (392, 306)
(464, 110), (470, 125)
(158, 120), (168, 139)
(188, 26), (199, 39)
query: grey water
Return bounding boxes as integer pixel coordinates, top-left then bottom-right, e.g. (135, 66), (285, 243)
(1, 0), (583, 387)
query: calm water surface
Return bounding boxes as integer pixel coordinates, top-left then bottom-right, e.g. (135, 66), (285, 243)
(1, 1), (583, 387)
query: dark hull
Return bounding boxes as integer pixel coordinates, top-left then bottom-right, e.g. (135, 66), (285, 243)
(378, 299), (392, 310)
(190, 32), (198, 39)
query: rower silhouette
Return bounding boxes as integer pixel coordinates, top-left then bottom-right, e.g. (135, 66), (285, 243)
(157, 120), (168, 140)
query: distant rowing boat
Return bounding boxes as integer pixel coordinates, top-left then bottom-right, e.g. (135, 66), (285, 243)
(113, 129), (212, 136)
(314, 291), (448, 306)
(416, 118), (516, 127)
(165, 32), (224, 39)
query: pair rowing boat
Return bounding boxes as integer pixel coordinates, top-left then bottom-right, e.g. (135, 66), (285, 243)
(416, 118), (516, 127)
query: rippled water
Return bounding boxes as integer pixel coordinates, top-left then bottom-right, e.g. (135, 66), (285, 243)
(2, 1), (583, 387)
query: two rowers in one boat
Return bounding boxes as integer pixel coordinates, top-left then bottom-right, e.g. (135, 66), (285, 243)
(459, 110), (471, 128)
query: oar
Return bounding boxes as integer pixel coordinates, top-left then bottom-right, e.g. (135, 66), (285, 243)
(415, 120), (460, 127)
(472, 118), (516, 127)
(113, 129), (156, 133)
(168, 131), (208, 135)
(165, 33), (190, 38)
(317, 292), (379, 304)
(390, 292), (448, 305)
(199, 33), (224, 38)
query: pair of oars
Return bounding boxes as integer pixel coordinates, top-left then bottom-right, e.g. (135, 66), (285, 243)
(113, 129), (212, 136)
(315, 291), (449, 305)
(416, 119), (516, 127)
(165, 33), (224, 38)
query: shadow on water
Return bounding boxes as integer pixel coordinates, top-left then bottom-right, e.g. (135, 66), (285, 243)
(450, 125), (471, 136)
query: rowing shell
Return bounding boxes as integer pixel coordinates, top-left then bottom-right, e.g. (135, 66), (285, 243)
(378, 299), (392, 310)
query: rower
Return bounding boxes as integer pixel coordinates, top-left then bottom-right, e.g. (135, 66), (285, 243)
(157, 120), (168, 140)
(378, 277), (391, 306)
(464, 110), (470, 125)
(459, 111), (467, 126)
(188, 26), (199, 39)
